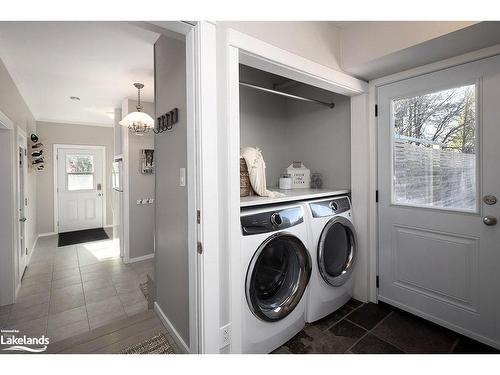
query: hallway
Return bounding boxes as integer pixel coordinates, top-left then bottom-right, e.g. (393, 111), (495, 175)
(0, 232), (154, 344)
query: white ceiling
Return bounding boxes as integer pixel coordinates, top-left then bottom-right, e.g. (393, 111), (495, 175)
(0, 22), (159, 127)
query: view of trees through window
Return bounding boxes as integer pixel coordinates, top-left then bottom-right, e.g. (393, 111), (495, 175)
(66, 154), (94, 191)
(392, 84), (477, 211)
(66, 154), (94, 174)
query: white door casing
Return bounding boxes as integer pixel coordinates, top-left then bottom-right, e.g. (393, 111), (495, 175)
(16, 128), (28, 281)
(55, 145), (105, 233)
(377, 54), (500, 349)
(223, 28), (368, 353)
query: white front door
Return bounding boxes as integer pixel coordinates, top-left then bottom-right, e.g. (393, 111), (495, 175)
(377, 55), (500, 349)
(57, 146), (104, 233)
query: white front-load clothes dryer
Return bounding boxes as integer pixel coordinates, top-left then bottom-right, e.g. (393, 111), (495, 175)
(303, 196), (357, 323)
(240, 204), (312, 353)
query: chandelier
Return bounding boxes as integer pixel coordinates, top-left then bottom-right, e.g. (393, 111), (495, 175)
(119, 83), (154, 135)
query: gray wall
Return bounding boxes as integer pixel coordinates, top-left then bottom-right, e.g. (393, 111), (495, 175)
(122, 99), (155, 259)
(239, 67), (289, 187)
(36, 121), (114, 234)
(0, 56), (37, 305)
(154, 35), (189, 345)
(239, 65), (351, 190)
(286, 85), (351, 189)
(219, 22), (342, 71)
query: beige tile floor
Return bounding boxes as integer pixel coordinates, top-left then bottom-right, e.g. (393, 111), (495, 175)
(0, 232), (154, 343)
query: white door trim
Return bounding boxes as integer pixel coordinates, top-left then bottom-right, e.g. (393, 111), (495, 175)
(138, 20), (214, 354)
(185, 24), (198, 354)
(220, 27), (368, 353)
(53, 144), (106, 234)
(188, 21), (219, 354)
(16, 127), (28, 283)
(367, 44), (500, 304)
(0, 109), (17, 306)
(0, 110), (14, 130)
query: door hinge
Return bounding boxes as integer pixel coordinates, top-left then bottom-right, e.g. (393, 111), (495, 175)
(197, 241), (203, 254)
(24, 149), (27, 156)
(375, 190), (379, 203)
(375, 104), (378, 117)
(376, 276), (380, 289)
(57, 220), (59, 227)
(25, 247), (28, 255)
(197, 210), (201, 224)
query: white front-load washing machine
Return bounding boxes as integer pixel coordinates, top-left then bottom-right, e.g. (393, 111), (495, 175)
(303, 196), (357, 323)
(240, 204), (312, 353)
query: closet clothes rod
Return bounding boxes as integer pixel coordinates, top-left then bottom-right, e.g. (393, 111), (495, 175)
(239, 82), (335, 109)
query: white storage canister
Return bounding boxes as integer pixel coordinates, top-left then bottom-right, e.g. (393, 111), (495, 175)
(279, 173), (293, 190)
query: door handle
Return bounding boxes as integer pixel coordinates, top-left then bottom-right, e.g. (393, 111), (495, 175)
(19, 217), (27, 222)
(97, 183), (102, 191)
(483, 216), (497, 226)
(98, 193), (102, 197)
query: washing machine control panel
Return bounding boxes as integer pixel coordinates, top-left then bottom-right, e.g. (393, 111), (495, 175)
(310, 197), (351, 218)
(241, 206), (304, 235)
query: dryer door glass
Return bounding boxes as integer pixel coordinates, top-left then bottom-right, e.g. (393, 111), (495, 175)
(318, 216), (357, 287)
(246, 234), (311, 322)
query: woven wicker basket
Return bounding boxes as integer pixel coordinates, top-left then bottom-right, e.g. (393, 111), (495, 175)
(240, 158), (252, 197)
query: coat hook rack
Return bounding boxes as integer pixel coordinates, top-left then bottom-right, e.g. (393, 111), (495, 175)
(154, 108), (179, 134)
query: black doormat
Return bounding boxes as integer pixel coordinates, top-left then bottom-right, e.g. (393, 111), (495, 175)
(58, 228), (110, 247)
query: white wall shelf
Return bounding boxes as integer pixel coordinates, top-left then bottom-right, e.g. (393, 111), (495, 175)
(240, 188), (350, 208)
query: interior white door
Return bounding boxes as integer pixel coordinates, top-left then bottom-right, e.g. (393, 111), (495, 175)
(57, 146), (104, 233)
(17, 142), (28, 279)
(377, 55), (500, 349)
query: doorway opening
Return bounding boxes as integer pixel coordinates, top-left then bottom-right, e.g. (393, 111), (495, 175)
(54, 144), (106, 237)
(0, 21), (203, 354)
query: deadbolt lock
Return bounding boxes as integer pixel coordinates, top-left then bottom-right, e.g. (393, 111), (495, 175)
(483, 195), (497, 205)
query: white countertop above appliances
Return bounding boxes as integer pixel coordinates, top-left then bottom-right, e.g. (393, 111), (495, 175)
(240, 188), (350, 208)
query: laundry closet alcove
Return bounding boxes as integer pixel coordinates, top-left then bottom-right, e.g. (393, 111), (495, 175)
(239, 64), (352, 201)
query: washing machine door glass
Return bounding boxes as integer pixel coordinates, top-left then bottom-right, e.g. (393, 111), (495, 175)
(246, 233), (311, 322)
(318, 216), (357, 287)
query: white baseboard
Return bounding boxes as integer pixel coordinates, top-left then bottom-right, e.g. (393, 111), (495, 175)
(27, 235), (39, 265)
(125, 253), (154, 264)
(15, 281), (22, 301)
(154, 302), (190, 353)
(38, 232), (57, 237)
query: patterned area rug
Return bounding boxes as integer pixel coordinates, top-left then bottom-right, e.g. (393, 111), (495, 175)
(120, 332), (175, 354)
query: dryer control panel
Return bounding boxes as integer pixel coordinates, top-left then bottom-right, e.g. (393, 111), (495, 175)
(310, 197), (351, 218)
(241, 206), (304, 236)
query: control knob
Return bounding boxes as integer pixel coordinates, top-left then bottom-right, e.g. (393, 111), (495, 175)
(270, 213), (283, 227)
(329, 200), (339, 211)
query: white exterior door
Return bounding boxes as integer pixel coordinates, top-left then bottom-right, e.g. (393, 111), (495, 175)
(57, 146), (104, 233)
(377, 55), (500, 349)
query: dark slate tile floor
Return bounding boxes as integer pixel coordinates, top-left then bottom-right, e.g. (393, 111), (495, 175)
(272, 299), (500, 354)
